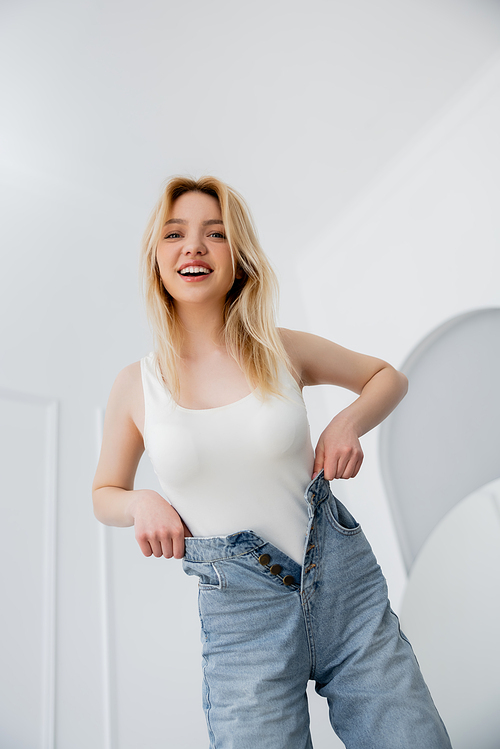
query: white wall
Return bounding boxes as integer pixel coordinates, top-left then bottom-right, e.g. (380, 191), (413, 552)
(1, 1), (500, 747)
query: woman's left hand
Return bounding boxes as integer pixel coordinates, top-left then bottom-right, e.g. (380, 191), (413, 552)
(312, 417), (364, 481)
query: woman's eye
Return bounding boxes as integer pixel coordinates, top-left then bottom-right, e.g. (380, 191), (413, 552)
(209, 232), (226, 239)
(165, 232), (181, 239)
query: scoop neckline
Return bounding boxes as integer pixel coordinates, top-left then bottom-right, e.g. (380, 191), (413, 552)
(173, 374), (303, 412)
(173, 389), (257, 413)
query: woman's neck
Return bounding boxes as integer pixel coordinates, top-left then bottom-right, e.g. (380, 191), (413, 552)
(175, 302), (226, 359)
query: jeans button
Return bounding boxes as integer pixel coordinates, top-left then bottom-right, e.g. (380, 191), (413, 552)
(270, 564), (282, 575)
(258, 554), (270, 566)
(283, 575), (295, 586)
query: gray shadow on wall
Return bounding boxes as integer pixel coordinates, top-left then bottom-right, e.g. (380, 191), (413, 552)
(379, 307), (500, 572)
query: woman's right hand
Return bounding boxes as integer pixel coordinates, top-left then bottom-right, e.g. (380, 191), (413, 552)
(129, 490), (192, 560)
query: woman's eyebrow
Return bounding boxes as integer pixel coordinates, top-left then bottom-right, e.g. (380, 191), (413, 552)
(164, 218), (224, 226)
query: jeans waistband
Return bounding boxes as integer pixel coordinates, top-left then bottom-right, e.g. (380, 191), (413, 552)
(305, 468), (330, 507)
(183, 470), (330, 563)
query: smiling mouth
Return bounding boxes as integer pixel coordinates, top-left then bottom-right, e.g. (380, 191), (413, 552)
(178, 267), (213, 277)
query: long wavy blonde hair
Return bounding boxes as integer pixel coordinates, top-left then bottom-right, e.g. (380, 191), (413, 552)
(140, 175), (293, 401)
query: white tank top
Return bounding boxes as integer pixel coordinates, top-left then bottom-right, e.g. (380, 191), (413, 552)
(140, 351), (315, 564)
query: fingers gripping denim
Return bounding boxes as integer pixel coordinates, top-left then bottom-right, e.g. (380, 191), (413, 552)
(182, 472), (452, 749)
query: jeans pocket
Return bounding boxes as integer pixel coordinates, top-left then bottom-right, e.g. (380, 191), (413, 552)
(182, 559), (224, 590)
(325, 493), (362, 536)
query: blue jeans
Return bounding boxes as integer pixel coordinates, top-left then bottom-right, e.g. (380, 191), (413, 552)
(182, 471), (452, 748)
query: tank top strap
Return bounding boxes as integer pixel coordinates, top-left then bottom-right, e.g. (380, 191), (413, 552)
(140, 351), (177, 451)
(278, 361), (302, 395)
(141, 350), (168, 396)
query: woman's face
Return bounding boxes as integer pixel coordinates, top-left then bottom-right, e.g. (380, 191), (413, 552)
(156, 191), (237, 309)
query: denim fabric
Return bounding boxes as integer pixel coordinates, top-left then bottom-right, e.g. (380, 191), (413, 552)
(182, 471), (452, 749)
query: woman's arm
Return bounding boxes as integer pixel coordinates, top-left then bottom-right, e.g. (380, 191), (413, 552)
(92, 363), (191, 559)
(279, 329), (408, 481)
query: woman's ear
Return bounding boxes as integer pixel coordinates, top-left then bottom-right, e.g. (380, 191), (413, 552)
(235, 266), (244, 280)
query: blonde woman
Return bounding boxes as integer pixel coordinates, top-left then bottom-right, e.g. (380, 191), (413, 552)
(92, 176), (451, 749)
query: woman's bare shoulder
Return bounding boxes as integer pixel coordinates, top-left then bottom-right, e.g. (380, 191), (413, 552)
(111, 360), (142, 393)
(109, 360), (145, 439)
(277, 328), (319, 347)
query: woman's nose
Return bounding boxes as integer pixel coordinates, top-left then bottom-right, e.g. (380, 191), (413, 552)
(182, 235), (207, 255)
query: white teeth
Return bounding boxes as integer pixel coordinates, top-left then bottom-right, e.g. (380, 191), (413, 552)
(179, 266), (211, 275)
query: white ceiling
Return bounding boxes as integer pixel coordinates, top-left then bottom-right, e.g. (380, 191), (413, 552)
(2, 0), (500, 267)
